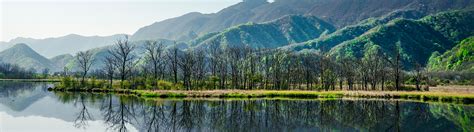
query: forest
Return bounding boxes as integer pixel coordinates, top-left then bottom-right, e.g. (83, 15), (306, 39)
(55, 36), (472, 92)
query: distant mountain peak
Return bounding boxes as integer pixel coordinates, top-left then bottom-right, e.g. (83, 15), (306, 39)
(11, 43), (33, 51)
(0, 43), (55, 71)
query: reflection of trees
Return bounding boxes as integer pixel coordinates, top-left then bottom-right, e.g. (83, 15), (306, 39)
(102, 96), (137, 132)
(73, 95), (94, 128)
(50, 92), (474, 131)
(429, 103), (474, 131)
(0, 82), (36, 98)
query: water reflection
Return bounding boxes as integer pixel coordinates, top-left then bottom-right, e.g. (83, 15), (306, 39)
(0, 82), (473, 132)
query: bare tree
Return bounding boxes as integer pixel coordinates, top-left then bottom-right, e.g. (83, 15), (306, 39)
(103, 56), (116, 88)
(108, 36), (137, 89)
(178, 50), (196, 90)
(76, 51), (94, 85)
(167, 43), (180, 84)
(413, 62), (423, 91)
(144, 40), (165, 89)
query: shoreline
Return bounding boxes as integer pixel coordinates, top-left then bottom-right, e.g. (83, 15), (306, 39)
(49, 88), (474, 104)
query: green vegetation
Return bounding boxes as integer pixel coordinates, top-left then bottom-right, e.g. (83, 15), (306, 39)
(193, 15), (335, 49)
(328, 10), (474, 69)
(0, 43), (56, 71)
(428, 36), (474, 72)
(50, 87), (474, 104)
(290, 10), (425, 52)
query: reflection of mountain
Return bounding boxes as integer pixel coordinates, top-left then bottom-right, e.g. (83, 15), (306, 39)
(0, 82), (102, 122)
(0, 82), (48, 111)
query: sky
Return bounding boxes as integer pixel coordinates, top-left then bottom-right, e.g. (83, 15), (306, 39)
(0, 0), (244, 42)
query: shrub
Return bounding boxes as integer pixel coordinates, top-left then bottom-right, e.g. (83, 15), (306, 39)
(157, 80), (173, 90)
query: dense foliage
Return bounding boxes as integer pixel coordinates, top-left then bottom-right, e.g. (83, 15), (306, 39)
(328, 11), (474, 69)
(193, 15), (335, 49)
(286, 10), (426, 52)
(428, 37), (474, 72)
(131, 0), (474, 41)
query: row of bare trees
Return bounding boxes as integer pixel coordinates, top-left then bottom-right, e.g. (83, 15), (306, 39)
(75, 37), (422, 91)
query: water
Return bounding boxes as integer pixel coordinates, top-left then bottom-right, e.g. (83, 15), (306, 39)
(0, 82), (473, 132)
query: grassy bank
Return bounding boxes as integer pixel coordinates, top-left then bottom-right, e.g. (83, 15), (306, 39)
(49, 88), (474, 104)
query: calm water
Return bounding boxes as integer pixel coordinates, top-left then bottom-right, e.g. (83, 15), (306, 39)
(0, 82), (473, 132)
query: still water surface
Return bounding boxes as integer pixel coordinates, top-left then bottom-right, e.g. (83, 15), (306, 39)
(0, 82), (473, 132)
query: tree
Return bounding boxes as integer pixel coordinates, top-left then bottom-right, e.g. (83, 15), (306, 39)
(42, 68), (50, 78)
(193, 49), (206, 89)
(108, 36), (137, 89)
(413, 62), (423, 91)
(178, 50), (195, 90)
(167, 43), (180, 84)
(144, 40), (165, 89)
(76, 51), (94, 86)
(103, 56), (116, 88)
(383, 41), (403, 91)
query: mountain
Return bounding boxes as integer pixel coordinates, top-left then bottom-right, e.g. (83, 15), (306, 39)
(50, 54), (74, 71)
(282, 10), (427, 52)
(192, 15), (335, 49)
(131, 0), (474, 42)
(0, 43), (55, 71)
(428, 36), (474, 72)
(327, 10), (474, 69)
(1, 34), (128, 58)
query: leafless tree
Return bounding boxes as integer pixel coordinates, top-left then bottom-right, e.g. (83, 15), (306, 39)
(108, 36), (137, 89)
(76, 50), (94, 85)
(144, 40), (165, 89)
(103, 56), (116, 88)
(167, 43), (180, 84)
(178, 50), (196, 90)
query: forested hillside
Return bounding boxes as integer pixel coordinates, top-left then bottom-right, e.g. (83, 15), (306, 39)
(131, 0), (474, 41)
(192, 15), (335, 49)
(428, 37), (474, 71)
(0, 44), (55, 71)
(327, 11), (474, 69)
(284, 10), (427, 52)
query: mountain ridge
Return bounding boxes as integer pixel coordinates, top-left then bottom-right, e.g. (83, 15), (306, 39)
(1, 34), (129, 58)
(131, 0), (474, 42)
(0, 43), (56, 71)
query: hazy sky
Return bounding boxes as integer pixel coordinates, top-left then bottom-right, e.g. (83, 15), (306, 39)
(0, 0), (244, 42)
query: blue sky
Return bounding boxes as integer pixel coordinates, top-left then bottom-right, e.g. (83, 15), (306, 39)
(0, 0), (245, 41)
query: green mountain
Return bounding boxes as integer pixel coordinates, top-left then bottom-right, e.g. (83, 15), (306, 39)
(283, 10), (426, 52)
(0, 43), (56, 71)
(50, 54), (74, 71)
(192, 15), (335, 49)
(428, 36), (474, 71)
(131, 0), (474, 41)
(327, 10), (474, 69)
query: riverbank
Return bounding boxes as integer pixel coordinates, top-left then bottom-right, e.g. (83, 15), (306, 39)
(49, 87), (474, 104)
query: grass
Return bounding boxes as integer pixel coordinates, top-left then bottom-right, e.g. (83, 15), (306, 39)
(50, 87), (474, 104)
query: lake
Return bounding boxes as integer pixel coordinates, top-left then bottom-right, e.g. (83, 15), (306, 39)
(0, 82), (473, 132)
